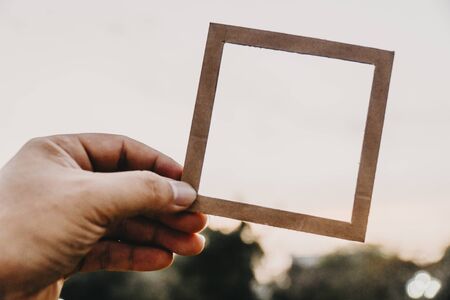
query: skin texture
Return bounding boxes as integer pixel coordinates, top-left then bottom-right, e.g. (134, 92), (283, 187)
(0, 134), (207, 300)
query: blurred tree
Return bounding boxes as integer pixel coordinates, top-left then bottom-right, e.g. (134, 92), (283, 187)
(168, 223), (263, 300)
(430, 246), (450, 300)
(272, 246), (418, 300)
(61, 223), (263, 300)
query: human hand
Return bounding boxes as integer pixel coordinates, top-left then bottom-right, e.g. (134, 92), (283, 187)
(0, 134), (207, 300)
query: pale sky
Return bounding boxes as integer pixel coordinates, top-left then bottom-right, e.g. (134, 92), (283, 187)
(1, 0), (449, 282)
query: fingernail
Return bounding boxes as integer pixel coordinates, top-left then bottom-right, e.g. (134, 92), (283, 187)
(198, 234), (206, 251)
(169, 181), (197, 207)
(199, 234), (206, 246)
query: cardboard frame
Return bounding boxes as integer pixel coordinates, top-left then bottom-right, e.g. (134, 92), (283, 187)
(182, 23), (394, 241)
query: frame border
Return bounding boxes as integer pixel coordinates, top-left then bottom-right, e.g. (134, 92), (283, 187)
(182, 23), (394, 241)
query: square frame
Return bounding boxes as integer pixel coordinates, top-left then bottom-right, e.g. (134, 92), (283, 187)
(182, 23), (394, 241)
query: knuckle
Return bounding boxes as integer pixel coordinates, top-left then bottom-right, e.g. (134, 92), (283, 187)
(23, 136), (62, 156)
(24, 135), (68, 153)
(116, 134), (130, 141)
(25, 136), (49, 148)
(109, 133), (132, 145)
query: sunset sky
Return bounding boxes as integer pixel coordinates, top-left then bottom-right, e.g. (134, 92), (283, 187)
(1, 0), (449, 282)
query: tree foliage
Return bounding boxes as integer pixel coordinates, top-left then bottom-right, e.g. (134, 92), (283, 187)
(61, 225), (450, 300)
(272, 246), (418, 300)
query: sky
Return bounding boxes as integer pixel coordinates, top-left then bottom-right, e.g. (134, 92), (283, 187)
(0, 0), (449, 282)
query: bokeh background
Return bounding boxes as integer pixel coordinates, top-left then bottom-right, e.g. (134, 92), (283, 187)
(0, 0), (449, 299)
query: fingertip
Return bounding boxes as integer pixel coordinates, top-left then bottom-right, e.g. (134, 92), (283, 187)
(168, 181), (197, 208)
(153, 156), (183, 180)
(167, 234), (204, 256)
(134, 247), (174, 271)
(159, 250), (175, 270)
(185, 213), (208, 233)
(196, 213), (209, 232)
(196, 234), (206, 254)
(159, 212), (208, 233)
(182, 233), (206, 256)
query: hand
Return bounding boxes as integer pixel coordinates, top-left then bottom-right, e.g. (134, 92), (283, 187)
(0, 134), (207, 300)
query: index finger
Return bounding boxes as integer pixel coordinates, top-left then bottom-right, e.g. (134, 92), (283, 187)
(49, 133), (182, 179)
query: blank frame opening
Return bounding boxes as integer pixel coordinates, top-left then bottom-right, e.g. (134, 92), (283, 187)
(199, 43), (375, 222)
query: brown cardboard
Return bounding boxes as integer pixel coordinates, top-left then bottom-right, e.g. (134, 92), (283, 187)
(182, 23), (394, 242)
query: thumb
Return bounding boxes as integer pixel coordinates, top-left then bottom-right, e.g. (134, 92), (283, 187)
(85, 170), (197, 224)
